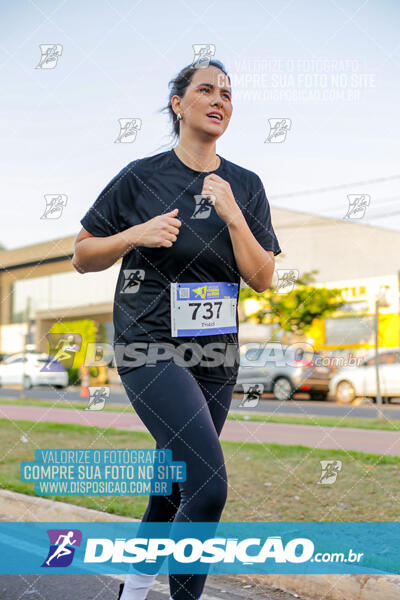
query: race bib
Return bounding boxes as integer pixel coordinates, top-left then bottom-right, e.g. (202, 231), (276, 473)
(170, 282), (238, 337)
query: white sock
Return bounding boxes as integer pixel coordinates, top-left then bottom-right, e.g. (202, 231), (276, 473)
(120, 572), (157, 600)
(169, 597), (202, 600)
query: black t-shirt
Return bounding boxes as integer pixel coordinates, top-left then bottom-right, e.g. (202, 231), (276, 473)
(80, 148), (281, 383)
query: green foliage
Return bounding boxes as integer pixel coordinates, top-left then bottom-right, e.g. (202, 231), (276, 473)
(97, 322), (107, 344)
(68, 367), (81, 386)
(270, 286), (345, 334)
(1, 419), (399, 522)
(239, 269), (345, 336)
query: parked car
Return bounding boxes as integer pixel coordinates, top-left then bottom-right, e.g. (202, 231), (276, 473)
(234, 343), (332, 402)
(0, 352), (69, 389)
(329, 349), (400, 404)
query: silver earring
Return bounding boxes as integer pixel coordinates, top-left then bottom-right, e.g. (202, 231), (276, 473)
(177, 112), (182, 121)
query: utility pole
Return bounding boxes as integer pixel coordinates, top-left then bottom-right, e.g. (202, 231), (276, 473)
(20, 296), (32, 399)
(374, 286), (390, 422)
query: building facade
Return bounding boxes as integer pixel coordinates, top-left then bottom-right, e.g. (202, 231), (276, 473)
(1, 209), (399, 365)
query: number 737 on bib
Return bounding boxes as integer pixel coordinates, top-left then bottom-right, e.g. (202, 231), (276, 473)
(170, 282), (238, 337)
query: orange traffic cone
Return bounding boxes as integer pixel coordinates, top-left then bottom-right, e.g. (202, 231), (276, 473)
(80, 366), (90, 397)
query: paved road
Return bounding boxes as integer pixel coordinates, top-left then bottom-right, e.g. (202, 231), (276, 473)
(1, 403), (400, 456)
(0, 572), (306, 600)
(1, 386), (400, 420)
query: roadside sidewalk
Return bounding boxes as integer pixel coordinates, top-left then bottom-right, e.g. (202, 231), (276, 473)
(1, 403), (400, 456)
(1, 489), (399, 600)
(0, 490), (303, 600)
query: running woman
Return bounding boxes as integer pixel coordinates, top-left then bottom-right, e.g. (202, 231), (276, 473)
(73, 59), (281, 600)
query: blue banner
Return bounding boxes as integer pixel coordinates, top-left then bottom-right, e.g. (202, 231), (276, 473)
(0, 522), (398, 574)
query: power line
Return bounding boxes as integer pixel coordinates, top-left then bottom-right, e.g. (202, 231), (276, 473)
(367, 195), (400, 206)
(271, 175), (400, 199)
(275, 210), (400, 228)
(320, 195), (400, 213)
(366, 210), (400, 220)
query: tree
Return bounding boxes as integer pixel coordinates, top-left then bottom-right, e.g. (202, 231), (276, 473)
(239, 269), (345, 339)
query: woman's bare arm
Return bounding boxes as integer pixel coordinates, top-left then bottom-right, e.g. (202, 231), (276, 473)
(72, 208), (182, 273)
(227, 213), (275, 293)
(72, 227), (136, 273)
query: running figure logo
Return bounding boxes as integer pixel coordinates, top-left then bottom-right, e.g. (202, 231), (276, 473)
(264, 118), (291, 143)
(35, 44), (63, 69)
(239, 383), (264, 408)
(192, 44), (216, 69)
(42, 529), (82, 568)
(275, 269), (299, 293)
(191, 195), (215, 219)
(114, 118), (142, 143)
(343, 194), (370, 220)
(318, 460), (342, 485)
(41, 333), (81, 371)
(86, 386), (110, 410)
(40, 194), (68, 219)
(121, 269), (145, 293)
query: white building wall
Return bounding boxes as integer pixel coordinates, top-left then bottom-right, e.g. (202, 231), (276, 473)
(0, 323), (27, 354)
(271, 207), (400, 281)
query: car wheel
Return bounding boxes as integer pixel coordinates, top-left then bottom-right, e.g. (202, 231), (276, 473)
(23, 375), (32, 390)
(272, 377), (294, 401)
(336, 380), (356, 404)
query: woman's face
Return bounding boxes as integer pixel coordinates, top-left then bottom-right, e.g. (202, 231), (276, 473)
(173, 66), (232, 139)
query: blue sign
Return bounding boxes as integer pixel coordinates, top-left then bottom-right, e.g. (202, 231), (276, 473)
(0, 522), (398, 575)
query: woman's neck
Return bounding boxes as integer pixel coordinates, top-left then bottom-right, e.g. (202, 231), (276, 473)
(173, 143), (220, 172)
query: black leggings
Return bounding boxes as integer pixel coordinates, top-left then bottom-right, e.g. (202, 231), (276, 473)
(120, 359), (234, 600)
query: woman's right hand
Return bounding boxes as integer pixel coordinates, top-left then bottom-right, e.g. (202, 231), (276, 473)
(130, 208), (182, 248)
(72, 209), (182, 274)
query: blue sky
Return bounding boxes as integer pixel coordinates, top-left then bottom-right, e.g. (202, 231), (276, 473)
(1, 0), (400, 250)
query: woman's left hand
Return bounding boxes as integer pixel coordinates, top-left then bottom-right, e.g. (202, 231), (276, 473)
(201, 174), (243, 225)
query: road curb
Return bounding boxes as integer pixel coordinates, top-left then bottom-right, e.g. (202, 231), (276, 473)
(0, 488), (137, 522)
(1, 489), (399, 600)
(243, 573), (400, 600)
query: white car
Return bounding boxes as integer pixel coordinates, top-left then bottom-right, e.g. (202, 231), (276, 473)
(0, 353), (69, 389)
(329, 349), (400, 404)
